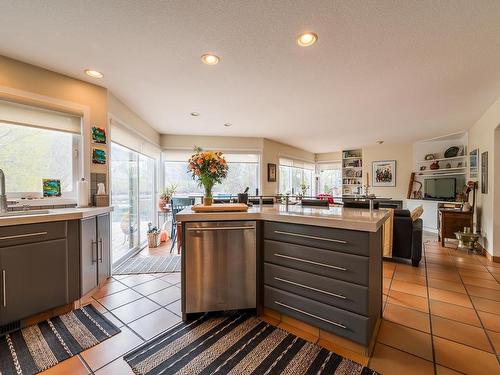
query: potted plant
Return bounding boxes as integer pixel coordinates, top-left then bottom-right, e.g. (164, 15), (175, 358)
(298, 181), (309, 198)
(158, 184), (177, 212)
(188, 147), (228, 205)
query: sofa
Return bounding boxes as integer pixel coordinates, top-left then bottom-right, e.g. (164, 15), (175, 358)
(392, 209), (423, 267)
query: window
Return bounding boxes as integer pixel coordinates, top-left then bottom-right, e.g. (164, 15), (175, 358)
(0, 122), (80, 196)
(318, 162), (342, 197)
(278, 158), (314, 196)
(163, 150), (260, 196)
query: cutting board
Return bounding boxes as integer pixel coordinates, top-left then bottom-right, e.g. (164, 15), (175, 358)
(192, 203), (249, 212)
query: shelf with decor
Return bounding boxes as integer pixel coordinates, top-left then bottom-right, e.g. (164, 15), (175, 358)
(416, 167), (466, 174)
(417, 155), (467, 163)
(342, 148), (363, 197)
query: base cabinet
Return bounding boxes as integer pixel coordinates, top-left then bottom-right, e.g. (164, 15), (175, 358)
(81, 213), (111, 295)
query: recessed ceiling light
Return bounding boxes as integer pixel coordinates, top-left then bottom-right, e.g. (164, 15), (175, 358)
(376, 140), (384, 144)
(84, 69), (103, 78)
(201, 53), (220, 65)
(297, 32), (318, 47)
(190, 112), (200, 117)
(224, 123), (232, 127)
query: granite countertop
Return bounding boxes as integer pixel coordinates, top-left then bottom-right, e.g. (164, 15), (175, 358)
(176, 205), (390, 232)
(0, 206), (114, 227)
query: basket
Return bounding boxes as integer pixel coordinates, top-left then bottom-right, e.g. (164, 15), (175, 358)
(147, 232), (161, 248)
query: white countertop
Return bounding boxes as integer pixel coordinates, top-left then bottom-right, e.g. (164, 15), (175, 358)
(0, 206), (114, 227)
(176, 205), (390, 232)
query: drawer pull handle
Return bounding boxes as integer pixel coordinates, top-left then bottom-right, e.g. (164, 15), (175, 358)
(274, 301), (347, 329)
(274, 230), (347, 244)
(0, 231), (48, 241)
(187, 226), (255, 232)
(2, 270), (6, 307)
(274, 277), (346, 300)
(274, 253), (347, 271)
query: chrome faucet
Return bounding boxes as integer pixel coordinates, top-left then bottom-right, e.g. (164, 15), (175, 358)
(0, 169), (7, 214)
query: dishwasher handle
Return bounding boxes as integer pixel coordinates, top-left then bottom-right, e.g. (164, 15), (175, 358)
(187, 226), (255, 232)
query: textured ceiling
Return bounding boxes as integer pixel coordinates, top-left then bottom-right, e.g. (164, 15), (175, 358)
(1, 0), (500, 152)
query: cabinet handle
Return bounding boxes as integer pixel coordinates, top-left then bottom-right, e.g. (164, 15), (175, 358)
(274, 301), (347, 329)
(187, 226), (255, 232)
(273, 277), (346, 300)
(0, 231), (48, 241)
(274, 253), (347, 271)
(98, 238), (103, 262)
(91, 240), (97, 264)
(274, 230), (347, 244)
(2, 270), (6, 307)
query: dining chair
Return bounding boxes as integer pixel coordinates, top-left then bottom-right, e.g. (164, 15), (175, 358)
(170, 197), (195, 253)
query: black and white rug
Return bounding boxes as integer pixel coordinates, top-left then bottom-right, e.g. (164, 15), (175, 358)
(0, 304), (120, 375)
(124, 312), (379, 375)
(114, 255), (181, 275)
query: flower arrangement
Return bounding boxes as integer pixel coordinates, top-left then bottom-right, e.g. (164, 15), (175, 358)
(188, 147), (228, 205)
(158, 184), (177, 211)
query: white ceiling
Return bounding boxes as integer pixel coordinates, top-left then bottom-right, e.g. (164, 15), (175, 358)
(1, 1), (500, 153)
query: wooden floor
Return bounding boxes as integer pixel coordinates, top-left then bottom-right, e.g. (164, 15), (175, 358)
(39, 236), (500, 374)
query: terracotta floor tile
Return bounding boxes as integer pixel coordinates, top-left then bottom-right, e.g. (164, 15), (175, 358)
(471, 296), (500, 315)
(395, 263), (426, 275)
(430, 300), (481, 327)
(97, 289), (142, 310)
(147, 285), (181, 306)
(478, 310), (500, 332)
(119, 274), (157, 287)
(40, 355), (89, 375)
(459, 269), (497, 281)
(383, 303), (430, 333)
(88, 300), (108, 314)
(431, 315), (493, 352)
(428, 288), (472, 308)
(435, 365), (464, 375)
(433, 336), (500, 375)
(91, 280), (128, 299)
(427, 278), (466, 293)
(383, 277), (392, 294)
(80, 327), (143, 371)
(427, 269), (461, 282)
(128, 308), (182, 340)
(383, 262), (396, 271)
(166, 299), (181, 316)
(376, 320), (433, 360)
(455, 262), (488, 272)
(132, 278), (171, 295)
(390, 279), (428, 298)
(160, 273), (181, 284)
(110, 297), (160, 323)
(488, 330), (500, 354)
(393, 271), (427, 285)
(466, 284), (500, 301)
(369, 343), (434, 375)
(94, 358), (135, 375)
(388, 290), (429, 313)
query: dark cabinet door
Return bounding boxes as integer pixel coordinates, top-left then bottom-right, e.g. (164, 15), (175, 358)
(97, 213), (111, 284)
(0, 239), (70, 324)
(80, 217), (98, 295)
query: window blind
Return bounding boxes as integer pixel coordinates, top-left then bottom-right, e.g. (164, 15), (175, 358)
(0, 99), (81, 134)
(279, 157), (315, 170)
(110, 118), (161, 159)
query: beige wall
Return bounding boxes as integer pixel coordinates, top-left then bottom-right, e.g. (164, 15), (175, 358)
(362, 143), (413, 200)
(468, 96), (500, 257)
(315, 151), (342, 162)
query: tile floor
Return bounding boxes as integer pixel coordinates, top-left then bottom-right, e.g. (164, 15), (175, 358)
(41, 237), (500, 374)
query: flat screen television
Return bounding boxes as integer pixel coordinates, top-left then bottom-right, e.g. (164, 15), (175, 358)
(424, 178), (456, 200)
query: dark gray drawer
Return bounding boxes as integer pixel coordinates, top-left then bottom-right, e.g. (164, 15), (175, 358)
(264, 239), (369, 286)
(0, 221), (67, 248)
(264, 221), (369, 256)
(264, 286), (370, 345)
(264, 263), (369, 315)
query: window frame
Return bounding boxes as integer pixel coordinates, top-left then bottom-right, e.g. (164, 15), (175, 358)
(278, 157), (315, 196)
(316, 160), (343, 197)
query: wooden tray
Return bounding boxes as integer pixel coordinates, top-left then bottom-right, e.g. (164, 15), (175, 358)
(192, 203), (249, 212)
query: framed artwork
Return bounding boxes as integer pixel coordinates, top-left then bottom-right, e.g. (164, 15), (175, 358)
(92, 148), (107, 164)
(481, 151), (488, 194)
(267, 163), (277, 182)
(42, 179), (61, 197)
(469, 149), (478, 179)
(91, 126), (107, 144)
(372, 160), (396, 187)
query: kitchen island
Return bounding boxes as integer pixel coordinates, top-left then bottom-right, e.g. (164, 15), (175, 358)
(177, 205), (389, 357)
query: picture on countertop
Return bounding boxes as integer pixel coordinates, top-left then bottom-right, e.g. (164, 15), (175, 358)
(372, 160), (396, 187)
(91, 126), (107, 144)
(92, 148), (106, 164)
(42, 179), (61, 197)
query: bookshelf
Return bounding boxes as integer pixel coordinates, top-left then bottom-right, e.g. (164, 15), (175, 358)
(342, 149), (363, 196)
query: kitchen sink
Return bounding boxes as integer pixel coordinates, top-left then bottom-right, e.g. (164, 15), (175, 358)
(0, 209), (50, 217)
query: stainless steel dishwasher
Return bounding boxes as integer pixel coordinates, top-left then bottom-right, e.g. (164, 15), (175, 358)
(185, 221), (256, 314)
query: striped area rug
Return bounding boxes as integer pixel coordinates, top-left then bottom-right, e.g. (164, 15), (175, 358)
(124, 312), (379, 375)
(0, 305), (120, 375)
(114, 255), (181, 275)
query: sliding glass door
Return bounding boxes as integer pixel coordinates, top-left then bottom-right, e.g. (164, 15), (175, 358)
(111, 143), (155, 265)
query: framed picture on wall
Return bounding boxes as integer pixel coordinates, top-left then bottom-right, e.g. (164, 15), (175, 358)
(372, 160), (396, 187)
(267, 163), (277, 182)
(469, 148), (478, 179)
(481, 151), (488, 194)
(91, 126), (107, 144)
